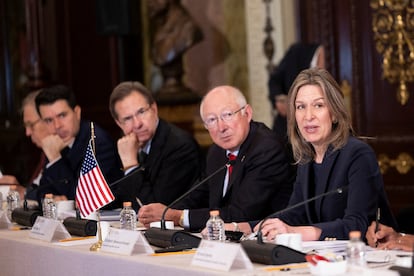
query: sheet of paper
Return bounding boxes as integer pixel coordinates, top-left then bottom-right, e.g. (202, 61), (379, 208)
(302, 240), (348, 254)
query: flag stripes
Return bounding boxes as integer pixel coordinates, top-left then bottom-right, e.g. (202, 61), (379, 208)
(75, 141), (114, 218)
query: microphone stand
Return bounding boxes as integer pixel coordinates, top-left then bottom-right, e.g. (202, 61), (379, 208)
(145, 160), (234, 249)
(160, 161), (233, 229)
(256, 187), (346, 244)
(11, 192), (42, 227)
(242, 186), (347, 265)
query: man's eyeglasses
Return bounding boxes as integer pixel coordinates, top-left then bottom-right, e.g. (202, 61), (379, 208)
(203, 105), (246, 129)
(24, 119), (41, 130)
(119, 104), (151, 126)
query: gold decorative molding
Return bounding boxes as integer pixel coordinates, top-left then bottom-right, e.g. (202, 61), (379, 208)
(378, 152), (414, 174)
(370, 0), (414, 105)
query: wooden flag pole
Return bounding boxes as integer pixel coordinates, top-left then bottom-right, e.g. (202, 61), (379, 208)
(89, 122), (104, 252)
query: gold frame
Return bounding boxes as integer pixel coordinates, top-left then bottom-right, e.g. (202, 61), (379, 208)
(371, 0), (414, 105)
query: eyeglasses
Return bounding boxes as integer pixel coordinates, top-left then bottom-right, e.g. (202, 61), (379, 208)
(24, 119), (41, 130)
(203, 105), (246, 129)
(119, 104), (151, 126)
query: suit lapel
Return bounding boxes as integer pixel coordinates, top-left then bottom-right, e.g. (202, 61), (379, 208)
(143, 119), (169, 175)
(314, 149), (340, 220)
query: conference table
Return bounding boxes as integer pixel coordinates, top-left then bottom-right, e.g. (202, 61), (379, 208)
(0, 227), (405, 276)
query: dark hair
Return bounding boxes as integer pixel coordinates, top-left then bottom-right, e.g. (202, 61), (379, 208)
(287, 68), (354, 164)
(109, 81), (155, 120)
(35, 85), (77, 113)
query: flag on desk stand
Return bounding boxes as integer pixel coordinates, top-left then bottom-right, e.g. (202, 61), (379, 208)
(75, 141), (114, 218)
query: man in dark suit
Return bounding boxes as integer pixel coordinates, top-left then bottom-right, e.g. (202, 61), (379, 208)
(108, 81), (203, 211)
(0, 90), (50, 200)
(32, 85), (123, 202)
(138, 85), (295, 231)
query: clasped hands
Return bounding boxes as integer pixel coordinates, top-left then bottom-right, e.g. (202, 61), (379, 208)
(138, 203), (181, 228)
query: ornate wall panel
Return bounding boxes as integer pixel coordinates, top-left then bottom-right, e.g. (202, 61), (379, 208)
(299, 0), (414, 215)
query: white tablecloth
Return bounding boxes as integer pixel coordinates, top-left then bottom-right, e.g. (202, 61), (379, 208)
(0, 229), (402, 276)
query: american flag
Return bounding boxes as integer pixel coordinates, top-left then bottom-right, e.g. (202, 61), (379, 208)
(75, 142), (114, 218)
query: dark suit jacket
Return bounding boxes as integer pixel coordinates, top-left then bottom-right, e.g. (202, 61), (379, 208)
(178, 121), (296, 231)
(33, 120), (123, 201)
(278, 136), (397, 240)
(112, 119), (203, 211)
(268, 42), (320, 103)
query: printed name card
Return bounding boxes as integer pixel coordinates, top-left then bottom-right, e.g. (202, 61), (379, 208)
(29, 216), (71, 242)
(101, 228), (153, 255)
(192, 240), (253, 271)
(0, 210), (11, 229)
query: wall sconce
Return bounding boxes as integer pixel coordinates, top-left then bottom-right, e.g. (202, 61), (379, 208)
(378, 152), (414, 174)
(371, 0), (414, 105)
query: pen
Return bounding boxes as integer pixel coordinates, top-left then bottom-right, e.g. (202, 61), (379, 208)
(10, 226), (31, 231)
(58, 236), (95, 242)
(375, 208), (380, 247)
(136, 197), (143, 207)
(264, 263), (308, 271)
(150, 249), (196, 256)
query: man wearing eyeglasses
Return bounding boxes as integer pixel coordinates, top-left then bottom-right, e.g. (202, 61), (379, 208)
(108, 81), (203, 211)
(139, 85), (295, 231)
(31, 85), (123, 202)
(0, 90), (50, 200)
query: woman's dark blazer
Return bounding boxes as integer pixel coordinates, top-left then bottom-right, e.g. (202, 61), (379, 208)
(278, 136), (397, 240)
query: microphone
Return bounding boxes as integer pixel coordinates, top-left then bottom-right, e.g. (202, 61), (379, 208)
(144, 160), (234, 250)
(160, 160), (235, 229)
(108, 166), (145, 188)
(241, 186), (347, 265)
(11, 192), (42, 227)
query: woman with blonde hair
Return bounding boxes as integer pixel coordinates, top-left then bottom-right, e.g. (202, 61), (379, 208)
(232, 68), (397, 241)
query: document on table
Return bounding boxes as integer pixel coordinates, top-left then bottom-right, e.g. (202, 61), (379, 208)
(302, 240), (348, 255)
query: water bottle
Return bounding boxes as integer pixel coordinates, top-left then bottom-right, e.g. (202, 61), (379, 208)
(346, 230), (366, 267)
(6, 189), (20, 221)
(206, 210), (226, 241)
(42, 193), (58, 220)
(120, 202), (136, 230)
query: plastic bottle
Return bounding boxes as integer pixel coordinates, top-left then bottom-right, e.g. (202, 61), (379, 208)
(6, 188), (20, 221)
(346, 230), (366, 267)
(205, 210), (226, 241)
(120, 202), (137, 230)
(42, 193), (58, 220)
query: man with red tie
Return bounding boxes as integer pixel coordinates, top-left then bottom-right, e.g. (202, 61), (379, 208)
(0, 91), (50, 200)
(139, 85), (296, 231)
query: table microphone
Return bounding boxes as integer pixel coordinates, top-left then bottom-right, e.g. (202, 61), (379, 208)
(11, 193), (42, 227)
(108, 166), (145, 188)
(144, 160), (235, 250)
(241, 186), (348, 265)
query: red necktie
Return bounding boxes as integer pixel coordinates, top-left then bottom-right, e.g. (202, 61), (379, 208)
(29, 153), (46, 184)
(227, 153), (237, 179)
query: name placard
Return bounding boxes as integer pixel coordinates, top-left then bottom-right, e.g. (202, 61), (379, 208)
(29, 216), (71, 242)
(192, 240), (253, 271)
(0, 210), (11, 229)
(101, 228), (153, 255)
